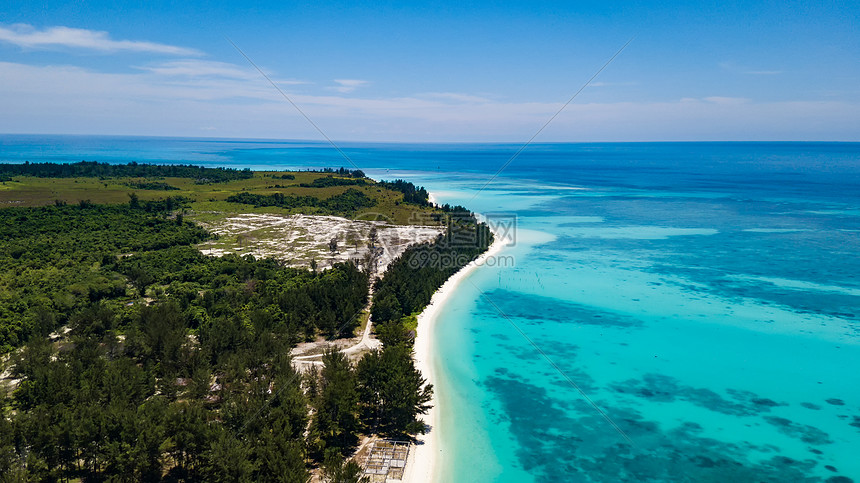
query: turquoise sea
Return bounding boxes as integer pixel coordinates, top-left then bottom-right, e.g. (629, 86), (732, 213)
(3, 135), (860, 482)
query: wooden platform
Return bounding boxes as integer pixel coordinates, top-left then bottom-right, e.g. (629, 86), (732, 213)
(362, 439), (411, 481)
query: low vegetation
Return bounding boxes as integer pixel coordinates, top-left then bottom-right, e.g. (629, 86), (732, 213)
(225, 188), (377, 217)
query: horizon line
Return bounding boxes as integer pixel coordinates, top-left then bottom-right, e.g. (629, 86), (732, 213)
(2, 132), (860, 145)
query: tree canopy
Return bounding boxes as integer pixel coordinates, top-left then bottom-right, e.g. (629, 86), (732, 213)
(0, 165), (491, 480)
(0, 161), (253, 183)
(0, 197), (369, 480)
(226, 189), (376, 217)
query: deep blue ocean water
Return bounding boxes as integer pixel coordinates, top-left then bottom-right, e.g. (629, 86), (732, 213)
(3, 135), (860, 482)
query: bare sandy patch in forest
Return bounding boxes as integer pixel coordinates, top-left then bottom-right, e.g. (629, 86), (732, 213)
(191, 212), (443, 367)
(193, 212), (444, 272)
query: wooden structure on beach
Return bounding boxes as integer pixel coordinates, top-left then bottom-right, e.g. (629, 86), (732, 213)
(362, 440), (410, 481)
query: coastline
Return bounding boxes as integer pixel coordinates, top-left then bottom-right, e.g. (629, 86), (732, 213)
(402, 218), (505, 483)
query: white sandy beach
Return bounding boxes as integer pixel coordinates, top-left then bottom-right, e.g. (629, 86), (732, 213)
(401, 221), (506, 483)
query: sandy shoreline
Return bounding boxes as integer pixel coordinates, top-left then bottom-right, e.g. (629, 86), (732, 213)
(401, 222), (505, 483)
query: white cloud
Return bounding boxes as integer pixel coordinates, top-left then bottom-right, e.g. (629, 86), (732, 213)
(0, 61), (858, 142)
(134, 59), (307, 87)
(719, 62), (783, 76)
(0, 61), (281, 104)
(136, 60), (257, 79)
(418, 92), (493, 103)
(330, 79), (369, 93)
(0, 23), (201, 56)
(702, 96), (751, 105)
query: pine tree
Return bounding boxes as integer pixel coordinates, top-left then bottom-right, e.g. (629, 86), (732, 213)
(357, 345), (432, 436)
(320, 449), (369, 483)
(311, 348), (359, 455)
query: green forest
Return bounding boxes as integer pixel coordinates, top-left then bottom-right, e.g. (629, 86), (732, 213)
(370, 216), (493, 341)
(0, 161), (253, 184)
(297, 177), (368, 188)
(0, 163), (489, 481)
(225, 189), (377, 217)
(377, 180), (430, 206)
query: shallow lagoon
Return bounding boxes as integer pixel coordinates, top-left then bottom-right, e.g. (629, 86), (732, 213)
(422, 164), (860, 482)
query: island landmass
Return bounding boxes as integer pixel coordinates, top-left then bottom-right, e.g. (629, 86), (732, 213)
(0, 161), (491, 482)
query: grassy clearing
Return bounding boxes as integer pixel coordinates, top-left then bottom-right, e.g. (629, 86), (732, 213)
(0, 171), (441, 225)
(355, 311), (371, 337)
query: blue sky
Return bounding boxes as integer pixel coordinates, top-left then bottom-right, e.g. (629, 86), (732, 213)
(1, 0), (858, 141)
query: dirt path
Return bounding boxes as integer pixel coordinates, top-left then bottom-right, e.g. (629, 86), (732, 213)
(292, 277), (383, 367)
(192, 212), (438, 368)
